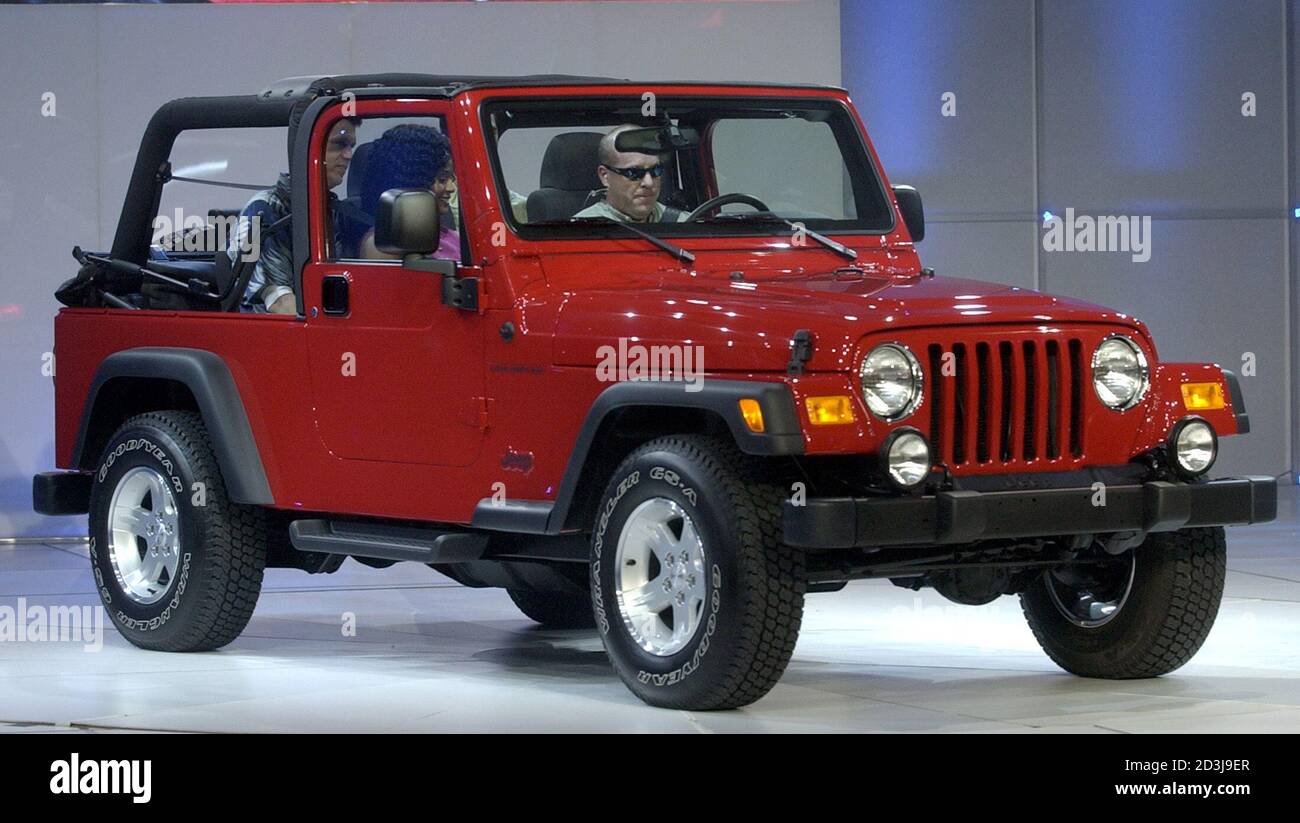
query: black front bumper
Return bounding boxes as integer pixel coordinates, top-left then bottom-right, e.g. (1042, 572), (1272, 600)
(784, 476), (1278, 549)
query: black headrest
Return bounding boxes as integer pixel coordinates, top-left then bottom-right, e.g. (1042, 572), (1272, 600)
(347, 141), (374, 200)
(539, 132), (603, 191)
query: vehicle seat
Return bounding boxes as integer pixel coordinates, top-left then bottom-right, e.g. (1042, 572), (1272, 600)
(140, 259), (224, 311)
(526, 132), (604, 222)
(140, 244), (274, 312)
(346, 140), (374, 205)
(339, 139), (375, 230)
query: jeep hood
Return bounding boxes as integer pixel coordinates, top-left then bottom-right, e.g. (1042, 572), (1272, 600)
(551, 269), (1149, 372)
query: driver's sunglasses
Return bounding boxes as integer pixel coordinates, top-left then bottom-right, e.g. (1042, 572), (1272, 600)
(601, 163), (665, 181)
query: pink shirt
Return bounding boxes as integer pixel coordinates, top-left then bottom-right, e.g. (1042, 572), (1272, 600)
(436, 224), (460, 261)
(361, 222), (459, 261)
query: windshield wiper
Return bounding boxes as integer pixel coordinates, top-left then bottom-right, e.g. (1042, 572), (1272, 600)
(697, 212), (857, 261)
(532, 216), (695, 264)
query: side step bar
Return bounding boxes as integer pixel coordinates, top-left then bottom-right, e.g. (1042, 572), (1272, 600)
(289, 519), (488, 564)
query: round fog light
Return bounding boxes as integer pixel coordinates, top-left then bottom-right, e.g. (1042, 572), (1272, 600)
(1170, 418), (1217, 478)
(883, 429), (932, 488)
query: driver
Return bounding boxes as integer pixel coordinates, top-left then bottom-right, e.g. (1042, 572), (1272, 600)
(574, 124), (686, 223)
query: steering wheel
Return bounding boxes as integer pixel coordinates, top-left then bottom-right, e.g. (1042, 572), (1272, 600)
(683, 193), (771, 222)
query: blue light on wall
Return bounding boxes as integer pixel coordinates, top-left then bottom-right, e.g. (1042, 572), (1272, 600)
(1098, 0), (1200, 172)
(840, 1), (948, 179)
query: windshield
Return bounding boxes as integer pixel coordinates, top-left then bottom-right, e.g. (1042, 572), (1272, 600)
(484, 96), (894, 237)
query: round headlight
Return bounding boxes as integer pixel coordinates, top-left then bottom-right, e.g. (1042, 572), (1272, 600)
(1170, 418), (1217, 478)
(1092, 335), (1149, 411)
(859, 343), (923, 420)
(883, 429), (932, 488)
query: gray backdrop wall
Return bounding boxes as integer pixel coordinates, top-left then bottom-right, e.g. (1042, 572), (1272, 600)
(0, 0), (840, 537)
(843, 0), (1298, 482)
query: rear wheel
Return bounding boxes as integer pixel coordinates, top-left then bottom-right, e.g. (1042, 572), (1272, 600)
(1020, 527), (1226, 678)
(591, 435), (805, 710)
(88, 411), (266, 652)
(507, 587), (596, 629)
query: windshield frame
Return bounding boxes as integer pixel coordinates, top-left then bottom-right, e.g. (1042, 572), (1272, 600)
(479, 93), (897, 242)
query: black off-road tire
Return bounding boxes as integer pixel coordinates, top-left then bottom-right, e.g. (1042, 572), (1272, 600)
(507, 587), (597, 629)
(1020, 527), (1227, 678)
(88, 411), (267, 652)
(591, 435), (805, 710)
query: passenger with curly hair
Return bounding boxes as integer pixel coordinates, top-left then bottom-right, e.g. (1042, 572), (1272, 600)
(359, 124), (460, 260)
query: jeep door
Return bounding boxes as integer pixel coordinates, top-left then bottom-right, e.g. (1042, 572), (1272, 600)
(302, 100), (486, 467)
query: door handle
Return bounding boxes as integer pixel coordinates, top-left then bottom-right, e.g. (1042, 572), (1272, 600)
(321, 274), (349, 315)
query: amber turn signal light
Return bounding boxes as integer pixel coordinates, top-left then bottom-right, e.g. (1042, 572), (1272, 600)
(738, 398), (765, 433)
(1181, 382), (1225, 411)
(805, 395), (856, 425)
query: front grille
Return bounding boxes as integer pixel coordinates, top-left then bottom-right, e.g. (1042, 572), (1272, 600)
(925, 334), (1085, 470)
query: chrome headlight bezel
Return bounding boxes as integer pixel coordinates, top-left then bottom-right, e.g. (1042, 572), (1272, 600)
(1091, 334), (1149, 412)
(859, 342), (924, 422)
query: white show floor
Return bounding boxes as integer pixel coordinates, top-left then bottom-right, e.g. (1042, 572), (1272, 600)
(2, 486), (1297, 733)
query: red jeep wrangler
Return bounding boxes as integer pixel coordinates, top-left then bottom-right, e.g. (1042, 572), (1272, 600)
(34, 74), (1277, 710)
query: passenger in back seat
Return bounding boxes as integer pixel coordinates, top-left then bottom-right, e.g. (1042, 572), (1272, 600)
(357, 124), (461, 261)
(229, 117), (360, 313)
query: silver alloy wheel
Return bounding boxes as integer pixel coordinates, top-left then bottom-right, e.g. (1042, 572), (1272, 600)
(107, 466), (182, 605)
(614, 497), (708, 657)
(1045, 553), (1137, 628)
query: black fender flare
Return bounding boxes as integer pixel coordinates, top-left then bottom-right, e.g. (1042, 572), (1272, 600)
(71, 347), (274, 505)
(1221, 369), (1250, 434)
(472, 379), (803, 534)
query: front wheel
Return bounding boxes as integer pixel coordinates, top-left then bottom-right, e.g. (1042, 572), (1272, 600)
(591, 435), (805, 710)
(1020, 527), (1227, 678)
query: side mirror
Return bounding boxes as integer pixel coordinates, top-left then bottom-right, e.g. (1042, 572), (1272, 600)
(892, 185), (924, 243)
(373, 188), (440, 256)
(373, 188), (477, 311)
